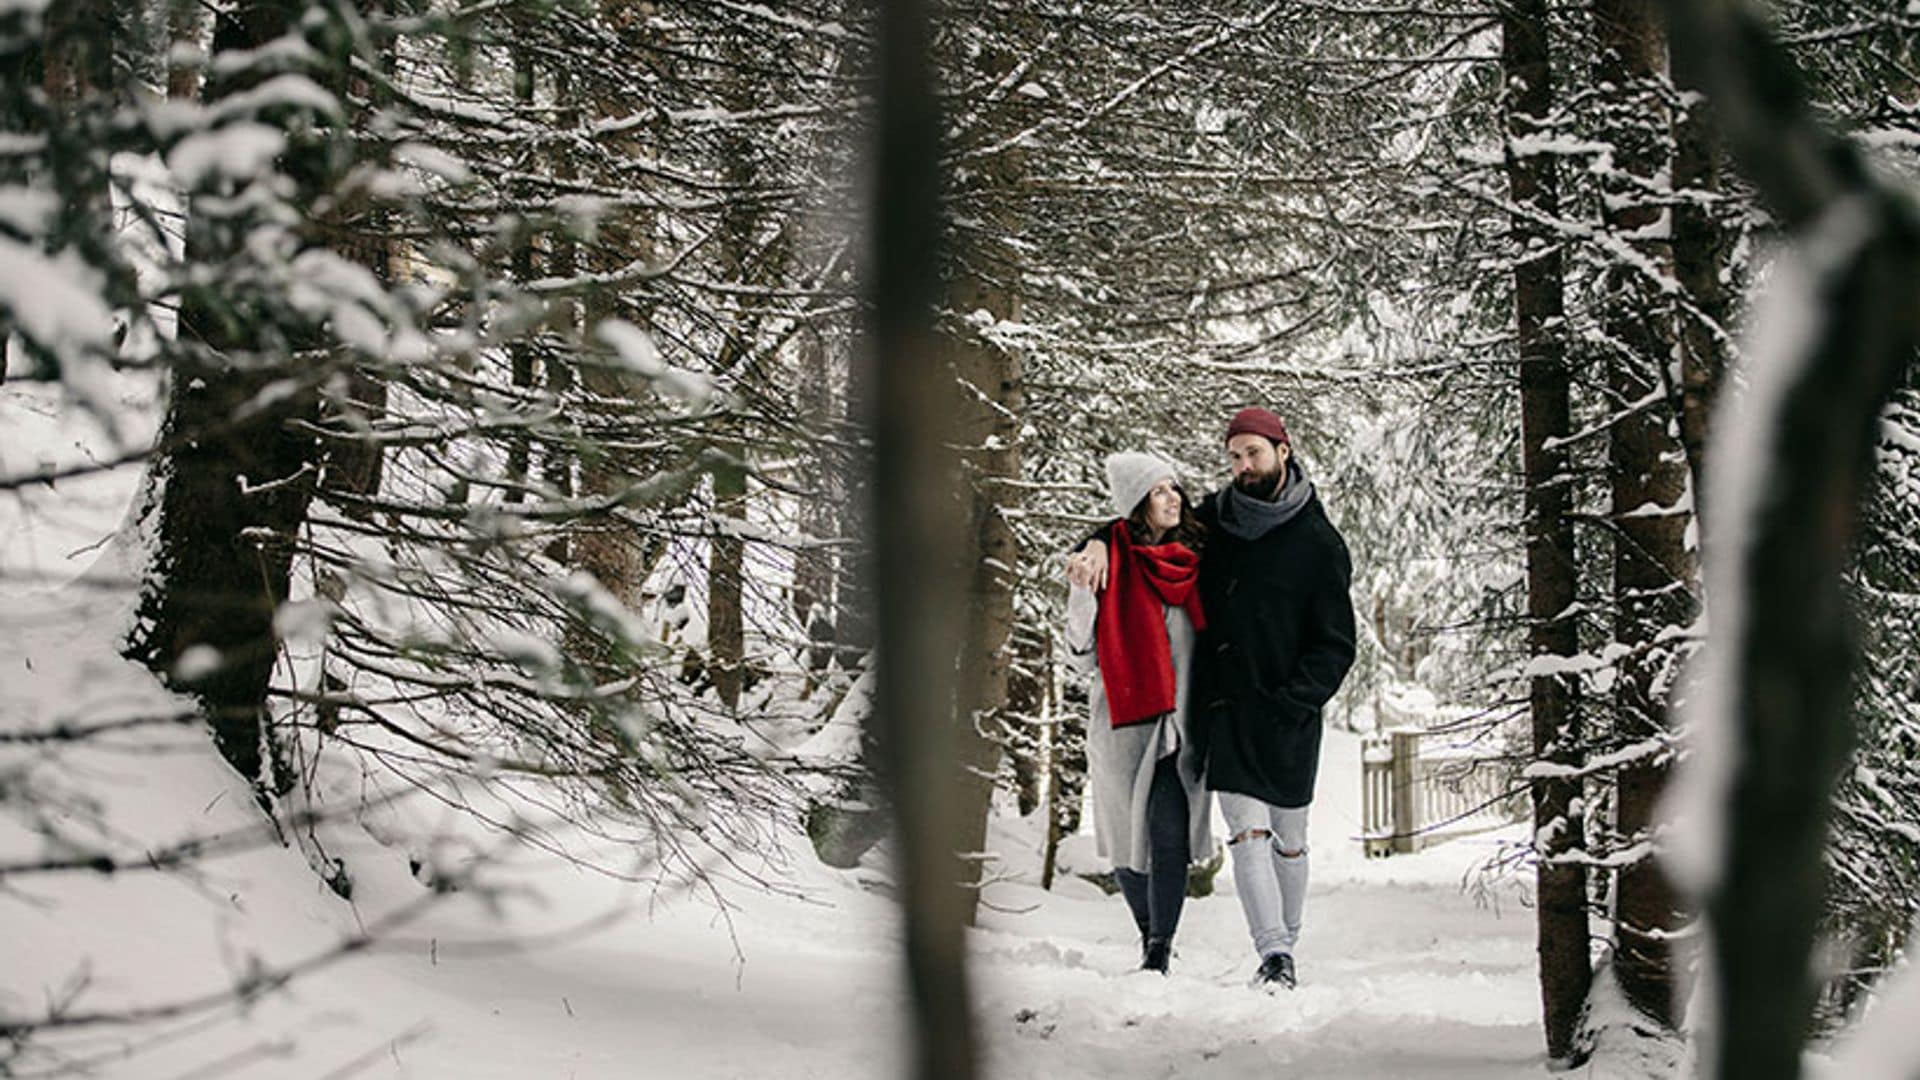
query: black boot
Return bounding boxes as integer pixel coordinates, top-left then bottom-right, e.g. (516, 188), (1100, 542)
(1250, 951), (1296, 989)
(1142, 937), (1171, 975)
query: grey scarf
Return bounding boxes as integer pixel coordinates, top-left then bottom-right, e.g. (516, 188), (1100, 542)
(1218, 460), (1313, 540)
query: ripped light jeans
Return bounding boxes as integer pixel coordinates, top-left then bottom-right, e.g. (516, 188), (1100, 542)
(1218, 793), (1310, 958)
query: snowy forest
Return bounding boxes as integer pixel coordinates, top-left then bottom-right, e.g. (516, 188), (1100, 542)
(3, 0), (1919, 1077)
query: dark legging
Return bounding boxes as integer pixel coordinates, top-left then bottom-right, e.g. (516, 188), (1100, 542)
(1112, 752), (1190, 944)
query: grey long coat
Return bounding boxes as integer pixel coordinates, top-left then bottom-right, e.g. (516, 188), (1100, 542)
(1065, 583), (1213, 874)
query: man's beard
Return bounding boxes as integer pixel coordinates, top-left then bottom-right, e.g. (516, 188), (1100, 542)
(1234, 464), (1284, 500)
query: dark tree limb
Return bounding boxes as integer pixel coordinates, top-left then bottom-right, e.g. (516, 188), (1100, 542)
(863, 1), (980, 1078)
(126, 1), (326, 794)
(1501, 0), (1590, 1062)
(1591, 0), (1692, 1030)
(1663, 3), (1920, 1079)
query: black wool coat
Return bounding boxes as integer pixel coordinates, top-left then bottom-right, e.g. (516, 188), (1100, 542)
(1191, 489), (1357, 809)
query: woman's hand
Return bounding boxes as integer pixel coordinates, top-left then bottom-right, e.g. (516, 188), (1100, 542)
(1065, 541), (1109, 591)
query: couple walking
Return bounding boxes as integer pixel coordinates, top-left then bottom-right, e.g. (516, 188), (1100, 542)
(1064, 407), (1356, 989)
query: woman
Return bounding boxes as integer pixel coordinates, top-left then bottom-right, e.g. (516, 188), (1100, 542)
(1063, 451), (1212, 974)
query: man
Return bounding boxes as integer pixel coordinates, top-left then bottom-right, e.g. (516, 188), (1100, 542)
(1067, 407), (1356, 989)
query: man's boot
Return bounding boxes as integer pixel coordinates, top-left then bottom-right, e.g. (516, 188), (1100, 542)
(1142, 937), (1171, 975)
(1251, 951), (1295, 989)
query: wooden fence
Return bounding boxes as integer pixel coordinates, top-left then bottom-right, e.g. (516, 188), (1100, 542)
(1360, 729), (1525, 857)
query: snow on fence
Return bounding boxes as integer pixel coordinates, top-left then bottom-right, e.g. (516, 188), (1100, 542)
(1361, 729), (1525, 857)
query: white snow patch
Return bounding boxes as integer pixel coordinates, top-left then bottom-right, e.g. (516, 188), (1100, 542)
(594, 319), (714, 404)
(1822, 921), (1920, 1079)
(0, 185), (59, 235)
(166, 122), (287, 188)
(172, 643), (223, 681)
(0, 240), (114, 367)
(392, 142), (473, 184)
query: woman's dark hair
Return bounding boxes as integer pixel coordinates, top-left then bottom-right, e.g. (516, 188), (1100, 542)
(1124, 482), (1206, 550)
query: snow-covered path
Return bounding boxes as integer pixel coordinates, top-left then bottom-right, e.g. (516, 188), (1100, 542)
(966, 731), (1542, 1080)
(968, 865), (1541, 1079)
(224, 732), (1546, 1080)
(328, 773), (1542, 1080)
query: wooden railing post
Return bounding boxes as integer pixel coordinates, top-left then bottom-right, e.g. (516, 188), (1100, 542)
(1362, 734), (1393, 857)
(1390, 729), (1420, 855)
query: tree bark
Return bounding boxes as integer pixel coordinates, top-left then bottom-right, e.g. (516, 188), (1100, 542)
(569, 24), (671, 628)
(166, 0), (205, 100)
(704, 49), (761, 712)
(574, 283), (649, 618)
(806, 331), (885, 871)
(15, 0), (116, 384)
(40, 0), (113, 107)
(707, 434), (748, 709)
(1051, 680), (1088, 840)
(793, 328), (840, 690)
(1591, 0), (1691, 1029)
(834, 366), (875, 670)
(1502, 0), (1592, 1062)
(127, 0), (321, 793)
(863, 0), (979, 1073)
(1671, 69), (1731, 512)
(503, 46), (538, 506)
(1663, 3), (1920, 1077)
(1005, 625), (1048, 818)
(946, 268), (1023, 926)
(539, 67), (580, 565)
(319, 4), (394, 513)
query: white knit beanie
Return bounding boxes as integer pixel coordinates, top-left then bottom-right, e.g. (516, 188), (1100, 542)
(1104, 451), (1178, 519)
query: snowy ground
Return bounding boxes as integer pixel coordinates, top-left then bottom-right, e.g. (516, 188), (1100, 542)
(969, 757), (1542, 1080)
(0, 374), (158, 593)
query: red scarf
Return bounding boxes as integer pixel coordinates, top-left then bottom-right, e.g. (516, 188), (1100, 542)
(1095, 523), (1208, 727)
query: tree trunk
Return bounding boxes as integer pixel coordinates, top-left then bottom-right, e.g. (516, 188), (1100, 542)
(707, 433), (748, 709)
(18, 0), (117, 384)
(539, 67), (580, 565)
(1005, 624), (1048, 818)
(834, 366), (875, 670)
(166, 0), (205, 100)
(704, 52), (761, 712)
(946, 267), (1023, 926)
(804, 333), (887, 870)
(319, 6), (394, 513)
(1052, 681), (1089, 840)
(1592, 0), (1692, 1029)
(40, 0), (113, 107)
(793, 329), (840, 691)
(1671, 68), (1731, 512)
(574, 272), (649, 618)
(127, 0), (320, 794)
(503, 46), (537, 506)
(863, 0), (978, 1072)
(569, 28), (674, 628)
(1662, 4), (1920, 1077)
(1502, 0), (1592, 1062)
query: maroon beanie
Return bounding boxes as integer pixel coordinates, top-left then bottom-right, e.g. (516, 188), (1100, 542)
(1224, 407), (1290, 449)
